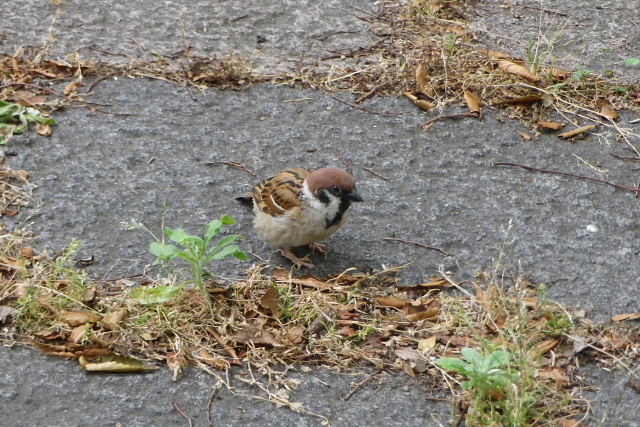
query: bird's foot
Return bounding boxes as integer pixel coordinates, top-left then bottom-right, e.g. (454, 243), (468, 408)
(308, 242), (328, 256)
(280, 248), (314, 268)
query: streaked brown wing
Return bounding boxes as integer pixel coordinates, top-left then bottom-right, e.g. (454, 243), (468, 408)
(253, 168), (308, 216)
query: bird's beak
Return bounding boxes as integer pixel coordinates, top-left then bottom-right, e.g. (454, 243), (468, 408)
(348, 191), (364, 202)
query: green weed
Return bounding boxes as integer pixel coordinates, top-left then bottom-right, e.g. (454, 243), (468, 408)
(0, 100), (56, 145)
(143, 215), (248, 312)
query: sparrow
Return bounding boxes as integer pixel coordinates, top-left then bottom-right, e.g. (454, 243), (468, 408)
(249, 167), (363, 268)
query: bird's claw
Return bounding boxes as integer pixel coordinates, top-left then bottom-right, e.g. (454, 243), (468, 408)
(308, 242), (328, 256)
(280, 248), (314, 268)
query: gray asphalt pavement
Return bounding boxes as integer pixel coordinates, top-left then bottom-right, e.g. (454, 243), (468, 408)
(2, 1), (640, 426)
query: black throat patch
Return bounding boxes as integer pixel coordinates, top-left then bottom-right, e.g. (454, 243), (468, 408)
(325, 196), (351, 228)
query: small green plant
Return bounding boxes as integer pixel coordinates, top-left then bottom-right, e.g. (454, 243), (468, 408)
(144, 215), (248, 311)
(351, 321), (377, 344)
(0, 100), (56, 144)
(615, 86), (629, 95)
(543, 312), (574, 337)
(436, 347), (519, 401)
(275, 283), (296, 321)
(624, 57), (640, 67)
(16, 240), (90, 330)
(443, 34), (459, 57)
(571, 68), (592, 81)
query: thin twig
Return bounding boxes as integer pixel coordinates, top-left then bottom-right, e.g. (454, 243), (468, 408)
(331, 145), (353, 173)
(355, 84), (383, 104)
(362, 167), (390, 181)
(327, 94), (406, 116)
(206, 161), (257, 177)
(383, 237), (454, 257)
(172, 401), (193, 427)
(610, 153), (640, 163)
(421, 112), (479, 130)
(85, 72), (121, 94)
(564, 333), (638, 378)
(494, 162), (640, 194)
(342, 368), (383, 400)
(89, 107), (136, 117)
(312, 30), (360, 41)
(502, 2), (568, 16)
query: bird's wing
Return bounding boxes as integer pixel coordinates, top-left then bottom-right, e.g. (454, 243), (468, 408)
(252, 168), (309, 216)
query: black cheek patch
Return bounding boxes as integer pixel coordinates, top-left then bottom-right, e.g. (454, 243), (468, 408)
(316, 190), (331, 205)
(325, 197), (352, 228)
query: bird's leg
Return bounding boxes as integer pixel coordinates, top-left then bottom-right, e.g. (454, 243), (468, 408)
(308, 242), (328, 256)
(280, 248), (314, 268)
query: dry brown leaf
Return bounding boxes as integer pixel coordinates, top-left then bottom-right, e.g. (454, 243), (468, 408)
(494, 95), (542, 105)
(538, 367), (570, 386)
(237, 325), (281, 346)
(481, 49), (512, 59)
(571, 335), (589, 355)
(14, 90), (47, 107)
(196, 349), (230, 370)
(32, 329), (62, 340)
(100, 308), (127, 331)
(285, 325), (305, 344)
(414, 99), (436, 111)
(406, 307), (439, 322)
(38, 297), (58, 314)
(557, 417), (581, 427)
(76, 347), (110, 358)
(58, 311), (102, 326)
(417, 336), (437, 352)
(339, 326), (358, 337)
(31, 340), (78, 358)
(79, 353), (157, 372)
(498, 60), (542, 83)
(517, 130), (532, 140)
(547, 67), (570, 79)
(36, 122), (52, 137)
(538, 120), (565, 130)
(559, 125), (597, 139)
(404, 92), (436, 111)
(395, 348), (423, 362)
(534, 339), (560, 356)
(68, 324), (90, 344)
(413, 277), (453, 289)
(375, 295), (408, 309)
(401, 360), (416, 377)
(612, 313), (640, 322)
(63, 81), (85, 96)
(600, 106), (619, 121)
(272, 268), (331, 289)
(475, 286), (490, 311)
(259, 284), (282, 318)
(463, 90), (482, 113)
(166, 351), (189, 380)
(20, 247), (34, 258)
(415, 63), (434, 97)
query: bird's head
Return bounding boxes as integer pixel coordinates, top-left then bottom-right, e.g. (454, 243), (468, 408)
(306, 168), (364, 204)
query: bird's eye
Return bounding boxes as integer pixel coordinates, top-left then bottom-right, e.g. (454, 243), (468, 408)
(331, 185), (341, 194)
